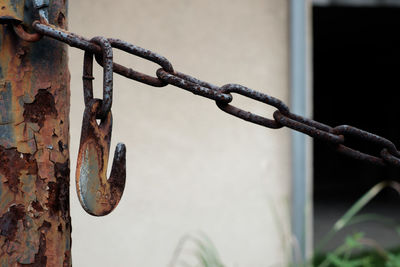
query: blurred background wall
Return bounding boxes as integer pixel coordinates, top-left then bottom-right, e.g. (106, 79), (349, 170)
(68, 0), (291, 266)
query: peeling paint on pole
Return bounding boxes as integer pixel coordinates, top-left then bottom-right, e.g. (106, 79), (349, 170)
(0, 0), (25, 24)
(0, 0), (71, 266)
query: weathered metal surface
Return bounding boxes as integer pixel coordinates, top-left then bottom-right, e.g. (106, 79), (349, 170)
(77, 36), (126, 216)
(156, 69), (232, 102)
(0, 0), (71, 265)
(76, 99), (126, 216)
(12, 24), (42, 42)
(32, 0), (50, 23)
(32, 18), (400, 168)
(97, 38), (174, 87)
(216, 83), (289, 128)
(273, 111), (344, 144)
(0, 0), (25, 24)
(85, 36), (113, 119)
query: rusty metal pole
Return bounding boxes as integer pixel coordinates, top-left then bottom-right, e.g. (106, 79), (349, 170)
(0, 1), (71, 266)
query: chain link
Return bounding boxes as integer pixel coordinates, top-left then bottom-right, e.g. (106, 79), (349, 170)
(26, 21), (400, 168)
(83, 36), (114, 119)
(32, 0), (50, 23)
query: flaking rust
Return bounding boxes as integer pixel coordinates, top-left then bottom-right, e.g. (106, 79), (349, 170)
(76, 99), (126, 216)
(0, 0), (71, 266)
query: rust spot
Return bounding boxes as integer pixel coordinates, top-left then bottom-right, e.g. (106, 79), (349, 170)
(25, 221), (51, 267)
(31, 201), (44, 213)
(109, 160), (126, 200)
(23, 89), (58, 128)
(57, 12), (66, 29)
(47, 182), (57, 216)
(0, 146), (38, 193)
(16, 47), (27, 58)
(47, 161), (69, 219)
(58, 140), (64, 152)
(63, 251), (71, 267)
(0, 204), (25, 240)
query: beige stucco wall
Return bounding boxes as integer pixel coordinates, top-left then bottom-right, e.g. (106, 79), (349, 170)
(69, 0), (291, 266)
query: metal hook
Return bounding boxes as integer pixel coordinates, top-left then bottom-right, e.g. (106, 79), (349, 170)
(76, 36), (126, 216)
(76, 99), (126, 216)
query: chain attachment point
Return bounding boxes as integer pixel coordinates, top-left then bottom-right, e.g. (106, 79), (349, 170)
(95, 38), (174, 87)
(83, 36), (114, 119)
(33, 0), (50, 24)
(12, 23), (42, 42)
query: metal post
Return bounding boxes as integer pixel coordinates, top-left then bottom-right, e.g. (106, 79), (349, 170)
(0, 1), (71, 266)
(290, 0), (311, 262)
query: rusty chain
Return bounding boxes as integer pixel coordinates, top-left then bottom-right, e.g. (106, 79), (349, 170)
(32, 0), (50, 23)
(8, 19), (400, 169)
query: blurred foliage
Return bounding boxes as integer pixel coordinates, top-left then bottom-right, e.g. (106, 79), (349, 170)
(313, 233), (400, 267)
(169, 181), (400, 266)
(311, 181), (400, 267)
(169, 232), (225, 267)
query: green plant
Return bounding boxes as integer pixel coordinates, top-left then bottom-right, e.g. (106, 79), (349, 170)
(169, 181), (400, 266)
(312, 180), (400, 267)
(169, 232), (225, 267)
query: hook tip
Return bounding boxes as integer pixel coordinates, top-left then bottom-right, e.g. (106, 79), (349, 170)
(115, 143), (126, 159)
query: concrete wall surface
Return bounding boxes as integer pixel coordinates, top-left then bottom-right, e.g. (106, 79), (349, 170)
(68, 0), (291, 266)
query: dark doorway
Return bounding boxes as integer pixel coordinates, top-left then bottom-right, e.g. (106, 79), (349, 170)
(313, 6), (400, 250)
